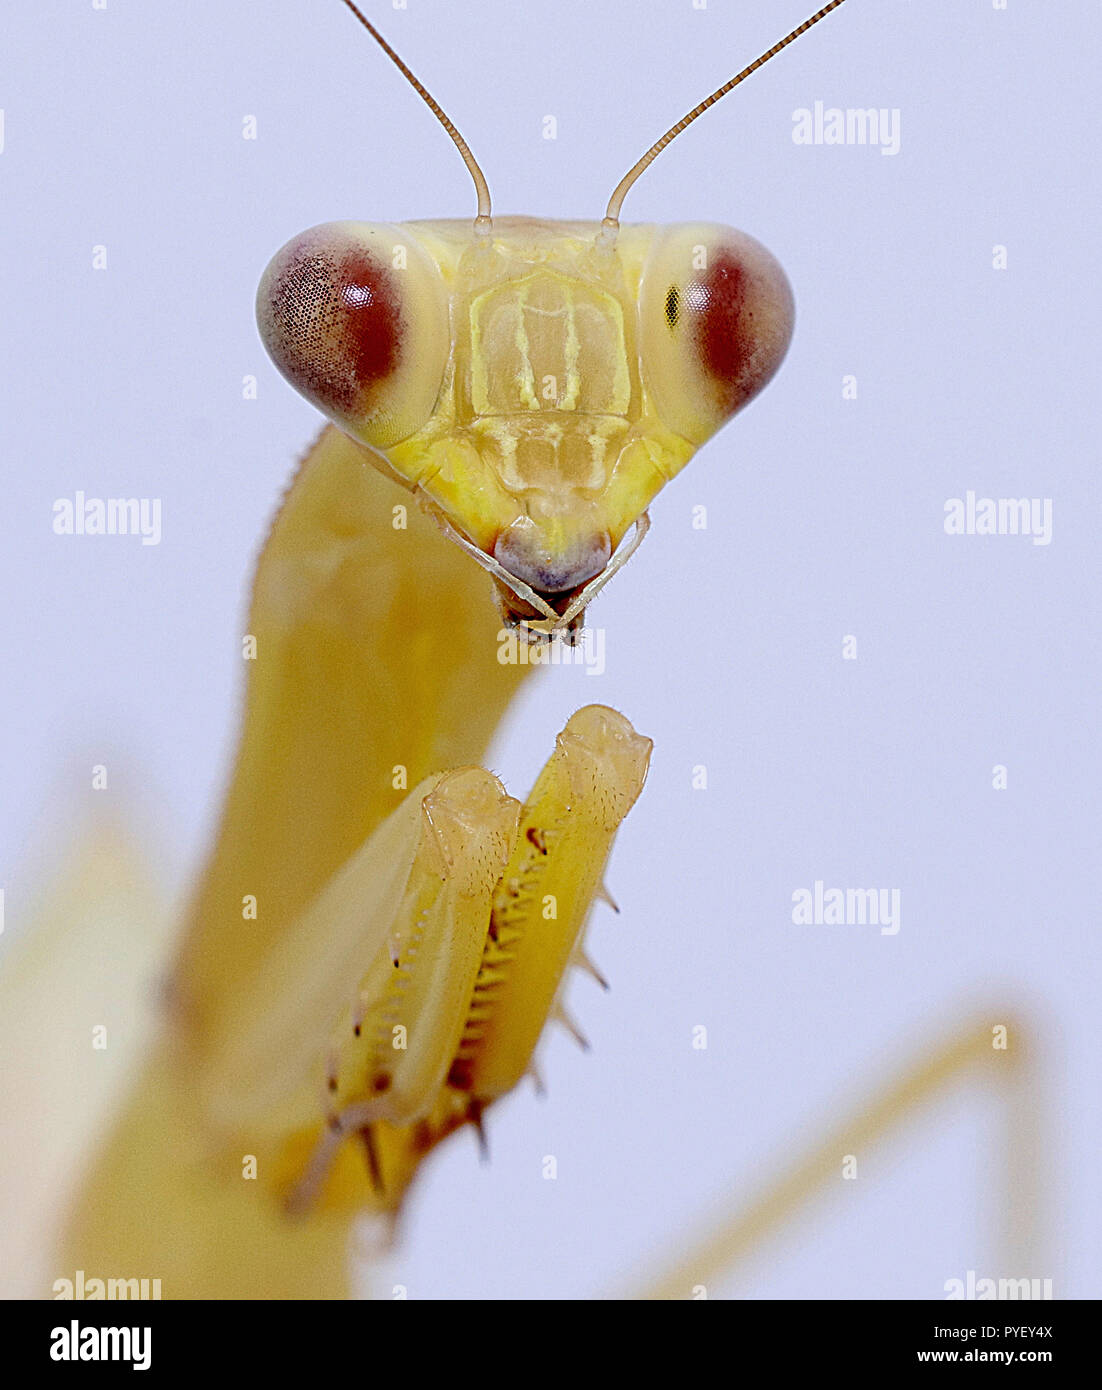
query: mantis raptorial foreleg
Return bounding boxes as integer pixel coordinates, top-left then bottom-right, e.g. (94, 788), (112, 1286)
(234, 706), (652, 1222)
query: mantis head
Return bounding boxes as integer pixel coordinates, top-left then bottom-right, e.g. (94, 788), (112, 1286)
(257, 2), (844, 636)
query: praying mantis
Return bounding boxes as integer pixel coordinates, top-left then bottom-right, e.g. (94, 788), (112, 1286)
(51, 0), (860, 1296)
(234, 0), (843, 1208)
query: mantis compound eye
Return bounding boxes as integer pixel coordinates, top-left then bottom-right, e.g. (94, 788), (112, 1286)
(256, 220), (449, 450)
(638, 224), (795, 447)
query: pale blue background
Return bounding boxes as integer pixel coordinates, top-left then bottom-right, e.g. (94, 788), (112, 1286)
(1, 0), (1098, 1298)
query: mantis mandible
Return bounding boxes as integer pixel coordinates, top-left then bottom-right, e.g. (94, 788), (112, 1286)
(258, 0), (848, 637)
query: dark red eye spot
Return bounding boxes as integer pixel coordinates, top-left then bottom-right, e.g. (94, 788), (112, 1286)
(257, 226), (402, 419)
(686, 243), (794, 420)
(695, 253), (750, 398)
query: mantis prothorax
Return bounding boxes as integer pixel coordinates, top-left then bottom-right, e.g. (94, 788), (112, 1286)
(257, 1), (848, 637)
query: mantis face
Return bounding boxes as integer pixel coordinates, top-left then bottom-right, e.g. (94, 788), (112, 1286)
(254, 1), (847, 633)
(257, 217), (793, 630)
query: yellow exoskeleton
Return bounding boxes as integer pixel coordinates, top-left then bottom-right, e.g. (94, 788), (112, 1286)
(57, 429), (652, 1291)
(258, 0), (848, 636)
(198, 705), (652, 1221)
(53, 1), (852, 1298)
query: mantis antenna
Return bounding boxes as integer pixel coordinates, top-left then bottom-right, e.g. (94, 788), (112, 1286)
(602, 0), (849, 233)
(338, 0), (493, 231)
